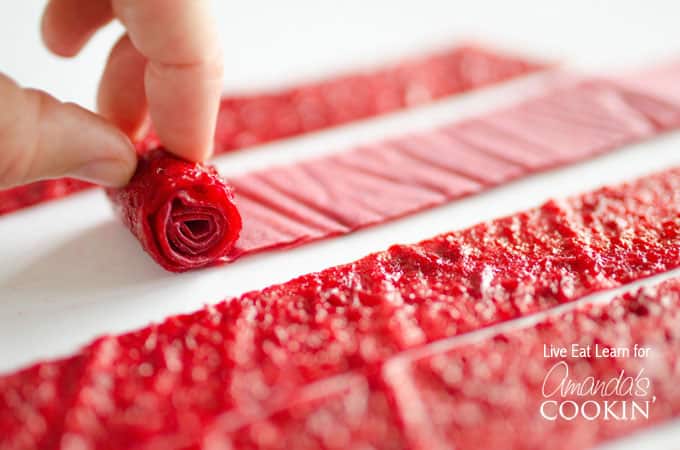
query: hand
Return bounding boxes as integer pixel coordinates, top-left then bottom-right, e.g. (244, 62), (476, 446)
(0, 0), (224, 189)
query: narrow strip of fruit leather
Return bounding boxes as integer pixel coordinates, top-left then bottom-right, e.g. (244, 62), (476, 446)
(382, 277), (680, 450)
(1, 168), (678, 449)
(112, 69), (680, 271)
(209, 44), (545, 152)
(224, 75), (680, 261)
(0, 44), (544, 216)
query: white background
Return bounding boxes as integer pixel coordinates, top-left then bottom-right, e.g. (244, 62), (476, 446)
(1, 1), (680, 447)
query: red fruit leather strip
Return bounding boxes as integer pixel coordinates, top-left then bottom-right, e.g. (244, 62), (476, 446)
(384, 277), (680, 450)
(200, 278), (680, 450)
(612, 59), (680, 113)
(6, 66), (680, 274)
(0, 45), (544, 216)
(105, 150), (242, 272)
(201, 373), (407, 450)
(1, 168), (678, 449)
(0, 178), (93, 216)
(222, 76), (680, 263)
(17, 72), (680, 272)
(110, 74), (675, 272)
(209, 45), (545, 152)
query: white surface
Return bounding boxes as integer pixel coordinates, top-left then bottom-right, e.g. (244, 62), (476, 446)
(1, 1), (680, 447)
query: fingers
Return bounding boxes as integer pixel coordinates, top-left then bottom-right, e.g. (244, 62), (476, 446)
(41, 0), (113, 57)
(41, 0), (224, 162)
(143, 57), (223, 161)
(97, 34), (149, 142)
(112, 0), (224, 161)
(0, 74), (136, 189)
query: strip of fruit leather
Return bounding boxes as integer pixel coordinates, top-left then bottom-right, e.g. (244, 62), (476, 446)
(381, 277), (680, 450)
(201, 278), (680, 450)
(0, 44), (544, 216)
(1, 168), (677, 449)
(112, 73), (680, 271)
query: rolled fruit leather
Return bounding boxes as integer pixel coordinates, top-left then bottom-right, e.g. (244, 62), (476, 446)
(105, 149), (242, 272)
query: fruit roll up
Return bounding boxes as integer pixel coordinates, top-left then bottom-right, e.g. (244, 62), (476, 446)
(106, 149), (242, 272)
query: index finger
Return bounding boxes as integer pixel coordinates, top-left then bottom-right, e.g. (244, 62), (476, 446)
(112, 0), (224, 161)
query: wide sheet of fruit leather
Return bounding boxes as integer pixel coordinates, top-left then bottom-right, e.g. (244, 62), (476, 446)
(202, 278), (680, 450)
(0, 44), (545, 215)
(1, 168), (678, 449)
(379, 277), (680, 450)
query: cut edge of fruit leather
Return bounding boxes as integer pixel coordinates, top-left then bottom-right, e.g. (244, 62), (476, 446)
(1, 167), (678, 449)
(0, 44), (545, 216)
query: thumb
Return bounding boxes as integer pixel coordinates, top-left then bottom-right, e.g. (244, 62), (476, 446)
(0, 73), (136, 189)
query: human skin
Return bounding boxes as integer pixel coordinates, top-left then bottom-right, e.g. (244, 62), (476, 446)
(0, 0), (224, 189)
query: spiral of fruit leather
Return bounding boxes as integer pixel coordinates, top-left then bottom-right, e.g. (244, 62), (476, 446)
(106, 149), (242, 272)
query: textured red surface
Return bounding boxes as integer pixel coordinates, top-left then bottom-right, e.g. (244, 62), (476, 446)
(4, 61), (680, 272)
(105, 150), (242, 272)
(212, 76), (680, 265)
(103, 71), (680, 271)
(1, 169), (678, 449)
(0, 45), (543, 216)
(208, 45), (544, 152)
(0, 178), (93, 216)
(383, 278), (680, 450)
